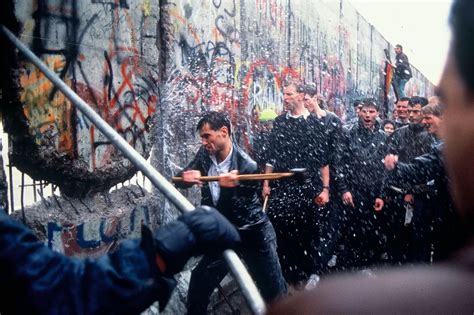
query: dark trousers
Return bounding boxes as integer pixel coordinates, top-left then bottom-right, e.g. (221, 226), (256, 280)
(187, 219), (287, 315)
(407, 196), (434, 263)
(267, 184), (321, 284)
(315, 197), (344, 275)
(339, 192), (386, 270)
(382, 193), (410, 265)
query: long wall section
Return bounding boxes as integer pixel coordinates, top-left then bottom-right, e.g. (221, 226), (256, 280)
(0, 0), (434, 250)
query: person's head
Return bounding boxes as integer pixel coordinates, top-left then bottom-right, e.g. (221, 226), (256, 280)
(396, 97), (410, 120)
(353, 99), (363, 117)
(283, 82), (305, 114)
(428, 95), (440, 105)
(395, 44), (403, 55)
(392, 107), (398, 120)
(437, 0), (474, 218)
(408, 96), (428, 124)
(196, 111), (232, 156)
(382, 119), (396, 136)
(302, 84), (319, 113)
(421, 103), (444, 136)
(360, 99), (379, 129)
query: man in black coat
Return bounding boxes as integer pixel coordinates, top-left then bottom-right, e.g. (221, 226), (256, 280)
(262, 82), (330, 287)
(394, 44), (413, 98)
(175, 111), (286, 314)
(336, 99), (387, 269)
(394, 97), (411, 128)
(303, 84), (345, 275)
(384, 96), (435, 264)
(384, 144), (466, 263)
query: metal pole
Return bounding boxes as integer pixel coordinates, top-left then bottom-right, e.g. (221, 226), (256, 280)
(1, 25), (266, 315)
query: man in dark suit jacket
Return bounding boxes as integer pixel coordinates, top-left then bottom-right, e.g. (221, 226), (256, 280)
(175, 111), (286, 315)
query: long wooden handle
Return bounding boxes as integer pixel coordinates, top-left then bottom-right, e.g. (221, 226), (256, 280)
(172, 172), (294, 182)
(262, 195), (269, 212)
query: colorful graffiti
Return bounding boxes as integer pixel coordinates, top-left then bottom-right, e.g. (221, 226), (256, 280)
(7, 0), (162, 195)
(46, 205), (152, 257)
(162, 0), (434, 142)
(5, 0), (434, 196)
(20, 56), (75, 155)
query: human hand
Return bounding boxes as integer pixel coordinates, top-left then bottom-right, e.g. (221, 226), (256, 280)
(262, 180), (271, 199)
(219, 170), (239, 188)
(314, 189), (329, 207)
(181, 170), (202, 186)
(384, 154), (399, 171)
(342, 191), (355, 208)
(151, 206), (240, 274)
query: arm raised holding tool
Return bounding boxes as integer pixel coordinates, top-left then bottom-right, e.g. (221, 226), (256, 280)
(173, 111), (287, 314)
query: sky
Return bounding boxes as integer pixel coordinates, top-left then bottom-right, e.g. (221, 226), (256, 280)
(349, 0), (454, 84)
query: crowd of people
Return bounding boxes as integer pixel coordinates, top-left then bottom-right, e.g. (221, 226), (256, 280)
(172, 79), (467, 313)
(250, 84), (464, 292)
(1, 0), (473, 313)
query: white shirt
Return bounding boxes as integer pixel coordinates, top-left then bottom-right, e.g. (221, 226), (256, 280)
(286, 108), (310, 119)
(208, 146), (233, 205)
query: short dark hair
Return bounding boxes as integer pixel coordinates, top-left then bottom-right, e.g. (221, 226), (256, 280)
(196, 111), (232, 134)
(383, 119), (396, 128)
(396, 44), (403, 50)
(398, 96), (411, 103)
(353, 99), (363, 108)
(421, 103), (444, 117)
(302, 83), (318, 97)
(409, 96), (429, 106)
(361, 98), (379, 111)
(450, 0), (474, 91)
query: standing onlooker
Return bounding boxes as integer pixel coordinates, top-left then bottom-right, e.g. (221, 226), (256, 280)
(335, 99), (387, 269)
(175, 111), (287, 314)
(394, 44), (413, 98)
(384, 96), (434, 264)
(420, 103), (460, 261)
(394, 97), (411, 128)
(344, 99), (363, 129)
(263, 81), (330, 287)
(303, 84), (345, 276)
(422, 103), (444, 145)
(390, 96), (432, 163)
(382, 119), (396, 136)
(252, 108), (278, 171)
(391, 107), (399, 121)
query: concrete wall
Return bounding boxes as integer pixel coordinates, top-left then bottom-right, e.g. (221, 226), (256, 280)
(156, 0), (434, 176)
(2, 0), (161, 197)
(1, 0), (434, 200)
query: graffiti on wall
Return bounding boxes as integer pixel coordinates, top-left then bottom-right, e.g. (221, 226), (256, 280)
(7, 0), (434, 194)
(163, 0), (434, 150)
(16, 0), (160, 177)
(46, 205), (152, 257)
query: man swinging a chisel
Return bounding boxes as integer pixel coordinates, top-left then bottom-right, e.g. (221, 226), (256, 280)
(175, 111), (287, 315)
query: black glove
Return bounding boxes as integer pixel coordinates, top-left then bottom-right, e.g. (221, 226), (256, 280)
(152, 206), (240, 274)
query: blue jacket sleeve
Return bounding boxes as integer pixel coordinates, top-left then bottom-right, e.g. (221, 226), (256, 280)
(0, 209), (176, 315)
